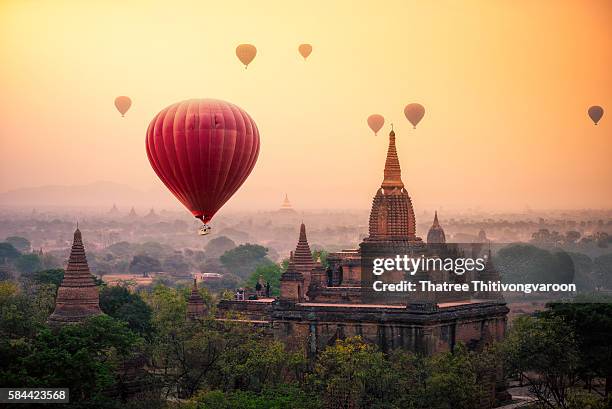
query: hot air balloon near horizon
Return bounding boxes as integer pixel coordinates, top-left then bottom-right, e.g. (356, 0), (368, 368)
(404, 103), (425, 128)
(145, 99), (260, 235)
(367, 114), (385, 135)
(114, 96), (132, 117)
(298, 44), (312, 60)
(236, 44), (257, 68)
(588, 105), (604, 125)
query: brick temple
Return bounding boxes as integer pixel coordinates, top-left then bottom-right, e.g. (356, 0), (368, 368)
(49, 227), (103, 325)
(217, 128), (509, 405)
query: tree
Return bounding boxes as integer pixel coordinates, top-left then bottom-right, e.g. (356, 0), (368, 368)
(129, 254), (162, 274)
(566, 252), (594, 292)
(308, 337), (392, 409)
(27, 269), (64, 287)
(496, 244), (575, 284)
(205, 236), (236, 259)
(0, 315), (142, 405)
(5, 236), (31, 253)
(0, 242), (20, 263)
(246, 263), (283, 296)
(545, 297), (612, 396)
(162, 253), (191, 274)
(311, 249), (329, 267)
(106, 241), (134, 257)
(191, 385), (322, 409)
(215, 338), (301, 393)
(15, 254), (42, 274)
(100, 285), (154, 339)
(593, 254), (612, 290)
(220, 244), (271, 278)
(503, 315), (580, 408)
(565, 231), (581, 244)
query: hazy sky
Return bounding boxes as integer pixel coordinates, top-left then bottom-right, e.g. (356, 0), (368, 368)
(1, 0), (610, 212)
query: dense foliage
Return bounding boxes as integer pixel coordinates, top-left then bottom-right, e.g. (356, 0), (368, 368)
(1, 266), (612, 408)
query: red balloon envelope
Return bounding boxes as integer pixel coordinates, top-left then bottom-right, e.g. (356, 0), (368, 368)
(146, 99), (260, 224)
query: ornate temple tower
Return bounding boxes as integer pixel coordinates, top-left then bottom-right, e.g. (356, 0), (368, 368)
(366, 129), (419, 241)
(427, 211), (446, 244)
(280, 252), (304, 302)
(360, 128), (426, 304)
(187, 278), (207, 320)
(49, 228), (103, 325)
(292, 223), (315, 295)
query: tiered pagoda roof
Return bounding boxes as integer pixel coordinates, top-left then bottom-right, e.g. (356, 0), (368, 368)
(367, 129), (418, 241)
(280, 252), (304, 282)
(293, 223), (314, 273)
(48, 227), (102, 325)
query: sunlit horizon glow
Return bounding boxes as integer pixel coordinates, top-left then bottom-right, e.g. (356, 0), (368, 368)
(0, 0), (610, 213)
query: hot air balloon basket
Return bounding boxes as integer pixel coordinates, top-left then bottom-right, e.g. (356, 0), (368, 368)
(198, 224), (212, 236)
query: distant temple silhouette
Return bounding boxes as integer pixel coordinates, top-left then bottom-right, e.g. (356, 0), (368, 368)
(278, 193), (296, 214)
(108, 203), (120, 215)
(48, 227), (103, 325)
(427, 211), (446, 244)
(186, 278), (206, 320)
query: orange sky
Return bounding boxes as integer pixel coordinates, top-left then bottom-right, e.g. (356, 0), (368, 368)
(0, 0), (610, 212)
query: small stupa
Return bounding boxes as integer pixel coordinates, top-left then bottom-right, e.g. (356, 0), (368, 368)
(108, 203), (120, 215)
(278, 193), (297, 214)
(186, 278), (207, 320)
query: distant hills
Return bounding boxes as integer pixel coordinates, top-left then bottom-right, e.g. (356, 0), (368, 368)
(0, 181), (177, 208)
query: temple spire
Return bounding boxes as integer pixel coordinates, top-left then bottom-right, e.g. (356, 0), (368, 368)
(433, 211), (440, 227)
(293, 223), (314, 271)
(381, 128), (404, 191)
(49, 227), (102, 325)
(187, 278), (206, 320)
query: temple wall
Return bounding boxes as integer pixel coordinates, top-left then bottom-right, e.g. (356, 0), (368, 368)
(272, 306), (507, 358)
(280, 281), (302, 301)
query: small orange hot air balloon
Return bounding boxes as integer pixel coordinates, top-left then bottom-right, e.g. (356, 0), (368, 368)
(367, 114), (385, 135)
(588, 106), (604, 125)
(298, 44), (312, 60)
(236, 44), (257, 68)
(404, 103), (425, 129)
(114, 96), (132, 117)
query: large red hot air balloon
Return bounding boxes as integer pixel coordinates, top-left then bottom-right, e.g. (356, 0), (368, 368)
(367, 114), (385, 135)
(146, 99), (260, 234)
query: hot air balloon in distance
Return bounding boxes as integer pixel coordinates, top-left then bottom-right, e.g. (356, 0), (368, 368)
(236, 44), (257, 68)
(367, 114), (385, 135)
(404, 103), (425, 129)
(588, 106), (604, 125)
(146, 99), (260, 235)
(298, 44), (312, 60)
(114, 96), (132, 117)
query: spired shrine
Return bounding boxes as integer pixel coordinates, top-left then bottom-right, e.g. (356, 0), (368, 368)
(217, 128), (509, 406)
(187, 278), (207, 320)
(48, 227), (103, 325)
